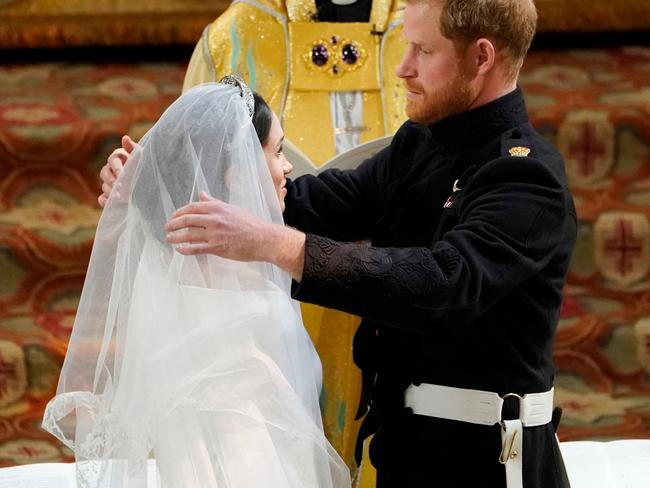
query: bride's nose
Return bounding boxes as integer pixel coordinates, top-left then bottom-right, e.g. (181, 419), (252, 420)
(282, 156), (293, 176)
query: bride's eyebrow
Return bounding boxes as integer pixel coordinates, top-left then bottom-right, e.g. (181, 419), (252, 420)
(276, 136), (284, 151)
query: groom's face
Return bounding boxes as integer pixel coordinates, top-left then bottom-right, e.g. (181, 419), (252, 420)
(396, 0), (475, 125)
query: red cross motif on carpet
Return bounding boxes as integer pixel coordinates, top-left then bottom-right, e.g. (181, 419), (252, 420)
(559, 110), (614, 187)
(569, 123), (607, 177)
(605, 220), (643, 277)
(12, 445), (45, 459)
(0, 439), (60, 464)
(595, 213), (650, 287)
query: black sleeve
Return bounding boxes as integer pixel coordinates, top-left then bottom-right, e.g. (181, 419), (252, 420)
(291, 156), (575, 332)
(282, 144), (392, 241)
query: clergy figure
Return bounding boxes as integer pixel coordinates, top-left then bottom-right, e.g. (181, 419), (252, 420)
(183, 0), (407, 164)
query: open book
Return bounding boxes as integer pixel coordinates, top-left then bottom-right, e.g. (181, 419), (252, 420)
(560, 439), (650, 488)
(283, 135), (393, 178)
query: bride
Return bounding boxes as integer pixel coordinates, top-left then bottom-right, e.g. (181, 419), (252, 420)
(42, 78), (350, 488)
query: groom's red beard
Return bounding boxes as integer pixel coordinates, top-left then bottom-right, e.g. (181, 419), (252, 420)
(405, 67), (475, 125)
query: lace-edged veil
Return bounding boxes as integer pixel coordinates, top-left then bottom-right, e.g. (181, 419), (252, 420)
(42, 82), (349, 488)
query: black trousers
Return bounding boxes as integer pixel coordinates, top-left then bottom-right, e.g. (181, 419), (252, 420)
(370, 410), (571, 488)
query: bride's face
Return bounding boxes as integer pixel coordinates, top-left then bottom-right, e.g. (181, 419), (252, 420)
(262, 112), (293, 211)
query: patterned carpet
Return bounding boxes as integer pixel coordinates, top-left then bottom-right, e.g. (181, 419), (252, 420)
(0, 62), (185, 465)
(0, 47), (649, 467)
(521, 48), (650, 441)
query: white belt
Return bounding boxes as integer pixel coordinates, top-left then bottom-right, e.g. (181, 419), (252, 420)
(404, 383), (554, 488)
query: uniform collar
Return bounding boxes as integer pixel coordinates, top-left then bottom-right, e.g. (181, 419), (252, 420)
(426, 86), (528, 152)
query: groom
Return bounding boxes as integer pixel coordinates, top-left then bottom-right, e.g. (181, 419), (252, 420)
(164, 0), (577, 486)
(119, 0), (577, 486)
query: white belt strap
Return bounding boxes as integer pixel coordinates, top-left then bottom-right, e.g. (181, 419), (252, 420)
(500, 419), (524, 488)
(404, 383), (554, 488)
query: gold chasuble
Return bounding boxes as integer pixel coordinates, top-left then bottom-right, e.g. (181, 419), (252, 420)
(182, 0), (407, 471)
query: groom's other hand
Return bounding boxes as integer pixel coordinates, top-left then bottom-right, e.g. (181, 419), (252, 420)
(98, 135), (137, 208)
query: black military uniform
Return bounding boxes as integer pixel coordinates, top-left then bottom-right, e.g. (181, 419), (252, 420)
(284, 87), (577, 488)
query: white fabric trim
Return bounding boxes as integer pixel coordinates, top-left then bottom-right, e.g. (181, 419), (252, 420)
(330, 91), (364, 154)
(379, 19), (403, 134)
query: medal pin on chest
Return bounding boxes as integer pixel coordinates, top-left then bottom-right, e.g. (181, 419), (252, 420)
(443, 179), (461, 209)
(443, 146), (530, 209)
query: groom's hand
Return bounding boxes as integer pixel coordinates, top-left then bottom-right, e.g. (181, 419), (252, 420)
(165, 192), (268, 261)
(98, 135), (137, 208)
(165, 192), (306, 281)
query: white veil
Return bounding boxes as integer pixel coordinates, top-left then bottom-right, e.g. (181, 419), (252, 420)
(42, 82), (350, 488)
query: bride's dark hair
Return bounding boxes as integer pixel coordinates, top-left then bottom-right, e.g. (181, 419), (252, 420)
(132, 85), (269, 244)
(252, 92), (273, 146)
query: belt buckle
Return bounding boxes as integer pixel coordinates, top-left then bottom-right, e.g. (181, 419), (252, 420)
(499, 393), (523, 464)
(500, 392), (523, 422)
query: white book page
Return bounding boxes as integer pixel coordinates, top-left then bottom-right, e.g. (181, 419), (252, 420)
(0, 462), (74, 488)
(560, 441), (617, 488)
(285, 135), (393, 178)
(319, 135), (393, 173)
(606, 440), (650, 488)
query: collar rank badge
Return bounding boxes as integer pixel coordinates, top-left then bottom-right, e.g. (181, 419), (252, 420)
(509, 146), (531, 157)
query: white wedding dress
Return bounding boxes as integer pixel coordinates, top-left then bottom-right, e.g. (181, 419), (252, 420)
(42, 83), (350, 488)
